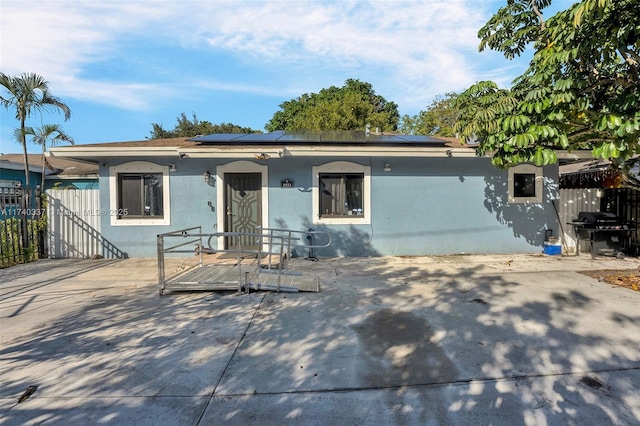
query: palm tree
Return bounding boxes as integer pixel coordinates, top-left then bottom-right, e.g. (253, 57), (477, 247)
(0, 73), (71, 194)
(23, 124), (74, 191)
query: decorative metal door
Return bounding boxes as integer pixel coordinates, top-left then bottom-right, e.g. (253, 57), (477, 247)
(225, 173), (262, 250)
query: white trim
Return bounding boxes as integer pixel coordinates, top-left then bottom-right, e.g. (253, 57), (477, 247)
(179, 146), (481, 158)
(215, 161), (269, 251)
(508, 164), (543, 204)
(312, 161), (371, 225)
(109, 161), (171, 226)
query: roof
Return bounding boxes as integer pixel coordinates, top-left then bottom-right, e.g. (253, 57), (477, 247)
(0, 154), (98, 178)
(190, 130), (450, 145)
(49, 131), (485, 160)
(77, 137), (198, 149)
(48, 131), (596, 161)
(559, 159), (611, 176)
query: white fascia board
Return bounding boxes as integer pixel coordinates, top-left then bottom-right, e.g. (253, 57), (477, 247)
(284, 146), (478, 157)
(179, 146), (479, 158)
(179, 148), (284, 158)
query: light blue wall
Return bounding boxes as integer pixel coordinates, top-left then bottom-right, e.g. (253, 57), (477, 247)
(96, 156), (559, 258)
(268, 157), (559, 257)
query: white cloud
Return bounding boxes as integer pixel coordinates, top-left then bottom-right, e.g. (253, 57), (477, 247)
(0, 0), (531, 113)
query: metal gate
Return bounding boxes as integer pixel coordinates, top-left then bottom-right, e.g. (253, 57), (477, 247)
(1, 185), (45, 268)
(601, 188), (640, 255)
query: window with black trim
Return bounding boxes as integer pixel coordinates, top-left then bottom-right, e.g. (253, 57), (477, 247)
(109, 161), (170, 226)
(319, 173), (364, 217)
(513, 173), (536, 198)
(117, 173), (163, 218)
(508, 164), (543, 203)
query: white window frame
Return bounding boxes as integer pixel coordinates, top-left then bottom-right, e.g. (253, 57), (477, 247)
(312, 161), (371, 225)
(109, 161), (171, 226)
(508, 164), (543, 203)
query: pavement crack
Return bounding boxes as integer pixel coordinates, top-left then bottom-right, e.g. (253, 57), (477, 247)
(195, 293), (266, 426)
(211, 365), (640, 400)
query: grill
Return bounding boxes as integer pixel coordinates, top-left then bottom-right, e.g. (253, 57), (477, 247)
(570, 211), (629, 258)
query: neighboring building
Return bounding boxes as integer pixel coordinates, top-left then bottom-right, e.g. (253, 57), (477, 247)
(0, 154), (98, 190)
(48, 130), (587, 258)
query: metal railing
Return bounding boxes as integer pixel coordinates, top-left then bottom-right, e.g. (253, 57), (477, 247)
(256, 226), (332, 263)
(157, 227), (327, 295)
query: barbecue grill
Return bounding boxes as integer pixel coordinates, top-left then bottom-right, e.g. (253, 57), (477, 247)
(569, 211), (629, 258)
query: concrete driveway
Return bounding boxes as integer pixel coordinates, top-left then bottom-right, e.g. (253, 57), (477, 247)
(1, 254), (640, 425)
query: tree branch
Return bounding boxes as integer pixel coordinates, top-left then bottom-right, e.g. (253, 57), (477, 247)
(530, 0), (545, 30)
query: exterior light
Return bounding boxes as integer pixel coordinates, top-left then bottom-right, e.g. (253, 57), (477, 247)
(384, 163), (391, 172)
(203, 171), (211, 183)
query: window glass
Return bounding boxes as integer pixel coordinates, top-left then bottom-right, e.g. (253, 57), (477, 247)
(118, 173), (163, 217)
(319, 173), (363, 217)
(513, 173), (536, 198)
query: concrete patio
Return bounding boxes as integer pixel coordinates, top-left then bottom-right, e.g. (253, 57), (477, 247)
(1, 254), (640, 425)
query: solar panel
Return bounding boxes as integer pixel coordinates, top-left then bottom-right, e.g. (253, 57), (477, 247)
(189, 130), (448, 146)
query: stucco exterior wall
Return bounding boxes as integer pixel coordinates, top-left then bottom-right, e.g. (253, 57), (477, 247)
(96, 156), (559, 258)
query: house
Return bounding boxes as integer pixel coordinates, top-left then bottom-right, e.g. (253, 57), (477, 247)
(0, 154), (98, 190)
(47, 130), (589, 258)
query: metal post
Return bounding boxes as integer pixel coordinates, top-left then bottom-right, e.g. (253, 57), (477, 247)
(198, 226), (204, 267)
(157, 234), (165, 296)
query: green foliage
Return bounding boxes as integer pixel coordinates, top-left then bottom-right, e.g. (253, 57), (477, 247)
(478, 0), (553, 60)
(150, 113), (261, 139)
(400, 92), (460, 136)
(23, 124), (74, 190)
(458, 0), (640, 168)
(265, 79), (400, 132)
(0, 217), (42, 268)
(0, 73), (71, 190)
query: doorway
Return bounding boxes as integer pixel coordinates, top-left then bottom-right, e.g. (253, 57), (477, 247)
(224, 173), (262, 250)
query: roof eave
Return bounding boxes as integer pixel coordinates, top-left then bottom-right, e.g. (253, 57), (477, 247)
(178, 145), (480, 158)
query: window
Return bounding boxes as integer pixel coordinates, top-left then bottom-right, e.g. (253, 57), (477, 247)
(117, 173), (163, 217)
(109, 162), (171, 226)
(313, 162), (370, 224)
(319, 174), (364, 217)
(508, 164), (543, 203)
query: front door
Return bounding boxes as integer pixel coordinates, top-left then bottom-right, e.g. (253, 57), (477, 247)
(225, 173), (262, 250)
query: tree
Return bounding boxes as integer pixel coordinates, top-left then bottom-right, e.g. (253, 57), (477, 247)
(150, 113), (260, 139)
(400, 92), (460, 136)
(0, 73), (71, 191)
(22, 124), (74, 191)
(454, 0), (640, 168)
(265, 79), (400, 132)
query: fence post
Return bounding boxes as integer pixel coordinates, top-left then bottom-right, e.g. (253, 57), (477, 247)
(20, 186), (30, 262)
(36, 186), (46, 258)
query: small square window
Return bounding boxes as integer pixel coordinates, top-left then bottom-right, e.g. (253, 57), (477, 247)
(508, 164), (543, 203)
(513, 173), (536, 198)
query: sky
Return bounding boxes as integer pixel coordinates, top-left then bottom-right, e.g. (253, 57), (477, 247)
(0, 0), (573, 154)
